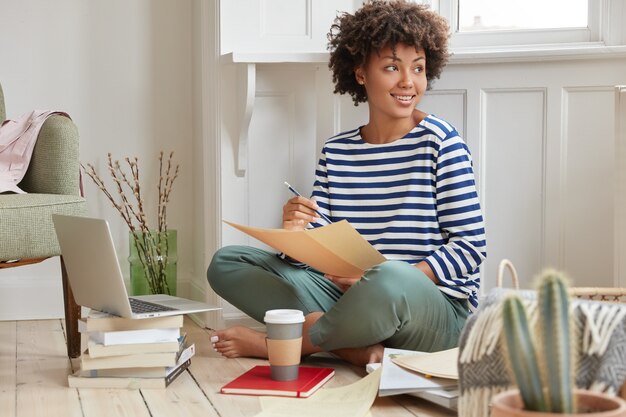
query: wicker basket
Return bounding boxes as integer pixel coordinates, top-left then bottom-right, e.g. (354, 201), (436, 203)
(495, 259), (626, 302)
(494, 258), (626, 399)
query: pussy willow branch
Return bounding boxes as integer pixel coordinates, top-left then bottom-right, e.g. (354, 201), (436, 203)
(131, 230), (170, 294)
(157, 152), (179, 233)
(81, 152), (179, 294)
(107, 154), (144, 233)
(157, 152), (165, 233)
(121, 157), (149, 233)
(82, 152), (178, 232)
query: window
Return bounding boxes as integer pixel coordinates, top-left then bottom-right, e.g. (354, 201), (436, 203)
(458, 0), (588, 32)
(430, 0), (620, 51)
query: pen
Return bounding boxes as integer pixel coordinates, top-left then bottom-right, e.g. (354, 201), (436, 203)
(283, 181), (332, 224)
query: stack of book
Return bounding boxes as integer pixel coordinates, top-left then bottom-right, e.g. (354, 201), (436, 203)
(68, 310), (195, 389)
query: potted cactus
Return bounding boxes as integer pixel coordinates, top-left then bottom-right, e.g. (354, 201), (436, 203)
(491, 270), (626, 416)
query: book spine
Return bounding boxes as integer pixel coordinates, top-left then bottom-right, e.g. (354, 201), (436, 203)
(176, 343), (195, 365)
(78, 367), (168, 378)
(79, 315), (184, 332)
(88, 340), (181, 358)
(81, 352), (177, 370)
(90, 327), (181, 346)
(164, 359), (191, 387)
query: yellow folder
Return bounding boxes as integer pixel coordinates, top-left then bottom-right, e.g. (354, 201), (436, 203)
(224, 220), (386, 277)
(391, 347), (459, 380)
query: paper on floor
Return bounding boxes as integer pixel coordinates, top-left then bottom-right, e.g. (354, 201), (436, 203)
(253, 367), (381, 417)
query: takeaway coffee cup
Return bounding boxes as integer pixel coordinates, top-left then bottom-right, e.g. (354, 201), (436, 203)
(264, 309), (305, 381)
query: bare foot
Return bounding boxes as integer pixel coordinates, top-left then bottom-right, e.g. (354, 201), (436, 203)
(332, 343), (384, 366)
(211, 326), (268, 359)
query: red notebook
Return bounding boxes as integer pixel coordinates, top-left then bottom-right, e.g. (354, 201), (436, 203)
(220, 365), (335, 398)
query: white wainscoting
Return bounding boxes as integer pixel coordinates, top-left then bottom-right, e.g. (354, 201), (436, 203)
(617, 86), (626, 287)
(216, 57), (626, 325)
(561, 87), (617, 286)
(481, 88), (547, 289)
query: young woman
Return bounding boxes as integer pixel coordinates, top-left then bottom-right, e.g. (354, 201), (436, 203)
(207, 0), (486, 366)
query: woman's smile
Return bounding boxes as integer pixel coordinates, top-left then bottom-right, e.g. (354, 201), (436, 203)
(391, 93), (416, 105)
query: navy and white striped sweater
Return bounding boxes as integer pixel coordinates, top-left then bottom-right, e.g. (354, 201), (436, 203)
(310, 115), (486, 310)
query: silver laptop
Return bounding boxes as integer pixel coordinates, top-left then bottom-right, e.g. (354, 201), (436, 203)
(52, 214), (220, 319)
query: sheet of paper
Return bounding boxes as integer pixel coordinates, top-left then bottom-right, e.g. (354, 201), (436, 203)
(368, 362), (458, 410)
(379, 348), (457, 396)
(224, 220), (386, 277)
(254, 367), (382, 417)
(391, 347), (459, 380)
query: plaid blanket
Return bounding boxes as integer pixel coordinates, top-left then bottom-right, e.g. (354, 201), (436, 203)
(458, 288), (626, 416)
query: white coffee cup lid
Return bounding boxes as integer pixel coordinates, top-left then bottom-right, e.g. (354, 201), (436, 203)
(264, 309), (305, 324)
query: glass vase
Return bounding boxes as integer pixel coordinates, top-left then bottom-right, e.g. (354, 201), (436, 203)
(128, 230), (177, 296)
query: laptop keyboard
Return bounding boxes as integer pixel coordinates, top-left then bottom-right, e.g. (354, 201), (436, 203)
(129, 297), (178, 313)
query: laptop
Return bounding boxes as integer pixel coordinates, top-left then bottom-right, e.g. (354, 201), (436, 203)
(52, 214), (220, 319)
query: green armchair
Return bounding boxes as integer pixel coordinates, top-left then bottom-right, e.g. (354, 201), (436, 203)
(0, 82), (86, 358)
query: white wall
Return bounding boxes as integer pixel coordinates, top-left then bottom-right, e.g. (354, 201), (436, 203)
(0, 0), (199, 319)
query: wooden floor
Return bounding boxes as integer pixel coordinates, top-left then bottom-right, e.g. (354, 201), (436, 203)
(0, 317), (456, 417)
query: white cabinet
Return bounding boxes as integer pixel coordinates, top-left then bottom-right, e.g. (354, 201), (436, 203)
(220, 0), (358, 54)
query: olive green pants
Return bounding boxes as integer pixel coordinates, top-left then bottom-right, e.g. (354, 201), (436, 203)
(207, 245), (469, 352)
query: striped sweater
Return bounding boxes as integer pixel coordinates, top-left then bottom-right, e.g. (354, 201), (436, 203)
(310, 115), (486, 310)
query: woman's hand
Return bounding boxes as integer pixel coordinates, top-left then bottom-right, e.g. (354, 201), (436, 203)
(324, 274), (362, 293)
(282, 196), (319, 231)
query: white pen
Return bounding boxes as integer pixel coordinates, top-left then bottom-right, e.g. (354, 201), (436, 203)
(283, 181), (332, 224)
